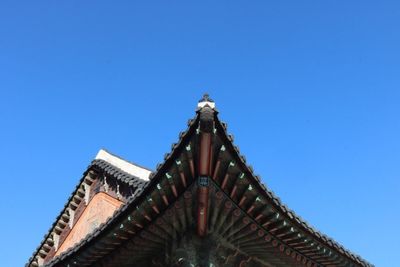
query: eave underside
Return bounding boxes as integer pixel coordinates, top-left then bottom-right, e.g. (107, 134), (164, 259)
(88, 182), (321, 267)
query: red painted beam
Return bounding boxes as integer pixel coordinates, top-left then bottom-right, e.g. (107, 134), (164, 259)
(197, 132), (212, 237)
(199, 133), (212, 175)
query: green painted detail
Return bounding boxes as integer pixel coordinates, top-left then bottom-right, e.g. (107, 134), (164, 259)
(220, 145), (226, 151)
(229, 161), (235, 167)
(120, 224), (124, 229)
(248, 185), (253, 191)
(199, 176), (209, 187)
(256, 196), (261, 202)
(157, 184), (161, 190)
(276, 213), (280, 219)
(166, 173), (172, 179)
(239, 172), (245, 179)
(186, 144), (191, 151)
(128, 216), (131, 221)
(176, 160), (182, 165)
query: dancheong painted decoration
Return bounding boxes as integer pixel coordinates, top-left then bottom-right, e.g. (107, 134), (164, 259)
(27, 95), (373, 267)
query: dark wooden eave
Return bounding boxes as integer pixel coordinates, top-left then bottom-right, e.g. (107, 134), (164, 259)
(28, 99), (373, 267)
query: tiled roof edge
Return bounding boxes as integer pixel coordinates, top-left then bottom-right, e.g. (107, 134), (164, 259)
(99, 148), (153, 172)
(91, 159), (149, 186)
(215, 114), (374, 267)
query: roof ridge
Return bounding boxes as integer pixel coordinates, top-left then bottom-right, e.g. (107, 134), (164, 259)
(97, 148), (153, 172)
(91, 159), (148, 186)
(95, 149), (152, 180)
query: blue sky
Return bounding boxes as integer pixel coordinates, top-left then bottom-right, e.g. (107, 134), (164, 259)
(0, 1), (399, 266)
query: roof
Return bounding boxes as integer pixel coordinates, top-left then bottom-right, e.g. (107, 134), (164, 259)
(35, 115), (199, 267)
(95, 149), (152, 180)
(28, 95), (373, 267)
(27, 151), (150, 267)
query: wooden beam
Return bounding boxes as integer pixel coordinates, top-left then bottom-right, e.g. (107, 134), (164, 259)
(197, 132), (212, 237)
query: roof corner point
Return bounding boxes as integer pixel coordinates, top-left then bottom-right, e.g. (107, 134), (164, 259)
(197, 93), (216, 110)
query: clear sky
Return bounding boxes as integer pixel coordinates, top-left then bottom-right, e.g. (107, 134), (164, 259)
(0, 1), (399, 266)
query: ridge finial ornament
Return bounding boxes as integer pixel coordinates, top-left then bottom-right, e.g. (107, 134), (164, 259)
(199, 93), (214, 103)
(197, 93), (216, 109)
